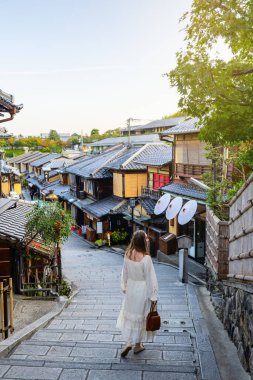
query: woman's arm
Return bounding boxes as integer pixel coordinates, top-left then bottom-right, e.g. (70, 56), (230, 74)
(144, 256), (158, 301)
(120, 258), (128, 293)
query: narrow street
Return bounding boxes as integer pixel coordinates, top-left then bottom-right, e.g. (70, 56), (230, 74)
(0, 234), (247, 379)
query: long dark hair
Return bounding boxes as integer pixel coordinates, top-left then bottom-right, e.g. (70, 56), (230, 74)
(125, 230), (149, 259)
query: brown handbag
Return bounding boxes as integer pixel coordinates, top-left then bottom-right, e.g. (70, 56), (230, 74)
(146, 301), (161, 331)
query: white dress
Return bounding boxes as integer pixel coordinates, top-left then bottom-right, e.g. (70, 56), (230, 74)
(116, 255), (159, 344)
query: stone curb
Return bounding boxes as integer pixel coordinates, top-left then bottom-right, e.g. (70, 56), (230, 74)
(0, 289), (79, 358)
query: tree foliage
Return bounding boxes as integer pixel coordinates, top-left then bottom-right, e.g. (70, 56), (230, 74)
(162, 111), (187, 119)
(168, 0), (253, 144)
(48, 129), (60, 141)
(25, 202), (74, 245)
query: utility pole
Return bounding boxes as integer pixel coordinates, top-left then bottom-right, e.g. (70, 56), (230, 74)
(126, 118), (132, 146)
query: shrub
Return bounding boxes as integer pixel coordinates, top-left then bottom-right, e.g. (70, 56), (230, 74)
(111, 229), (128, 243)
(59, 280), (71, 298)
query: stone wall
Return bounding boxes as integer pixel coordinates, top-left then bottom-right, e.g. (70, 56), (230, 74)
(222, 281), (253, 377)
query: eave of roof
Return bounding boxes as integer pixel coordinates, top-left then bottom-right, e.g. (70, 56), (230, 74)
(160, 182), (207, 203)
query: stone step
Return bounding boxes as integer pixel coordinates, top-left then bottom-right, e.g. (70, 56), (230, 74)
(0, 359), (199, 380)
(20, 334), (195, 353)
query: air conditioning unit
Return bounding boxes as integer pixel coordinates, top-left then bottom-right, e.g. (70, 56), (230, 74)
(78, 190), (86, 199)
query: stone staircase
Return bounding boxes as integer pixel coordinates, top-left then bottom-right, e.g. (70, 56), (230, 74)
(0, 233), (221, 379)
(0, 279), (201, 379)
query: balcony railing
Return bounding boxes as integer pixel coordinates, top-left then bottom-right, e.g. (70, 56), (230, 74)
(141, 187), (161, 200)
(176, 163), (210, 178)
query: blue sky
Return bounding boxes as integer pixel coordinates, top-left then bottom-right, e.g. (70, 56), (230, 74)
(1, 0), (192, 136)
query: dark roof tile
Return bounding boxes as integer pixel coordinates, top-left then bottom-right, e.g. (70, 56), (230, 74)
(82, 196), (125, 218)
(160, 182), (207, 201)
(162, 117), (201, 135)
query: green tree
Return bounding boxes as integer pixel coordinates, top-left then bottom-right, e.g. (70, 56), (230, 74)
(25, 202), (73, 245)
(167, 0), (253, 145)
(48, 129), (60, 141)
(167, 1), (253, 218)
(162, 111), (187, 119)
(90, 128), (99, 136)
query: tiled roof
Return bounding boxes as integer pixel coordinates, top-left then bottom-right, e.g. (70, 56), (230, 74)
(134, 144), (172, 166)
(0, 203), (33, 240)
(30, 153), (61, 168)
(89, 134), (160, 147)
(162, 117), (201, 135)
(106, 147), (143, 170)
(73, 198), (94, 210)
(50, 158), (75, 169)
(138, 196), (157, 215)
(7, 151), (43, 165)
(104, 143), (172, 171)
(41, 182), (70, 197)
(0, 160), (21, 176)
(160, 182), (207, 201)
(27, 176), (44, 190)
(0, 89), (23, 120)
(60, 191), (76, 203)
(18, 152), (46, 164)
(7, 152), (36, 164)
(65, 146), (124, 178)
(0, 132), (12, 138)
(82, 196), (125, 218)
(0, 198), (16, 215)
(121, 118), (185, 132)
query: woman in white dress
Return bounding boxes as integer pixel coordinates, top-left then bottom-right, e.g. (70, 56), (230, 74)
(116, 230), (159, 357)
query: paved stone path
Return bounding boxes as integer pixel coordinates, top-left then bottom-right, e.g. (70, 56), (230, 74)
(0, 234), (220, 379)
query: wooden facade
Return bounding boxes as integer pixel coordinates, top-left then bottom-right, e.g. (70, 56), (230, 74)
(174, 134), (211, 179)
(1, 174), (22, 197)
(228, 173), (253, 282)
(113, 172), (147, 198)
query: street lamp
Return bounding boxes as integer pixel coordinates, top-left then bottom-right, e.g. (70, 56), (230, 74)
(177, 235), (192, 283)
(129, 197), (136, 236)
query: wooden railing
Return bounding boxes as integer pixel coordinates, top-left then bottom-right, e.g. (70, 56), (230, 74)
(141, 187), (161, 200)
(176, 163), (210, 178)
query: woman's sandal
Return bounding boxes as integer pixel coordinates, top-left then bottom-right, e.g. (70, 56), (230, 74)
(120, 345), (132, 357)
(134, 344), (145, 354)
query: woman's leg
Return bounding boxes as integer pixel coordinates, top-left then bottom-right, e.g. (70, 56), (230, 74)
(134, 342), (145, 353)
(121, 342), (132, 357)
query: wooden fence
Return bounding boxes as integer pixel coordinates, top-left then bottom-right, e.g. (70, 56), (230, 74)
(0, 278), (14, 340)
(206, 208), (229, 280)
(228, 173), (253, 281)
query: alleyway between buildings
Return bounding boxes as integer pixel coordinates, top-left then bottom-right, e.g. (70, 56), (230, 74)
(0, 234), (249, 379)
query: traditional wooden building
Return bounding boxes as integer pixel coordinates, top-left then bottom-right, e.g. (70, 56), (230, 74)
(0, 158), (22, 197)
(7, 151), (45, 174)
(161, 117), (211, 180)
(0, 89), (23, 124)
(159, 118), (210, 262)
(28, 153), (61, 176)
(63, 146), (126, 229)
(106, 143), (172, 243)
(0, 200), (54, 293)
